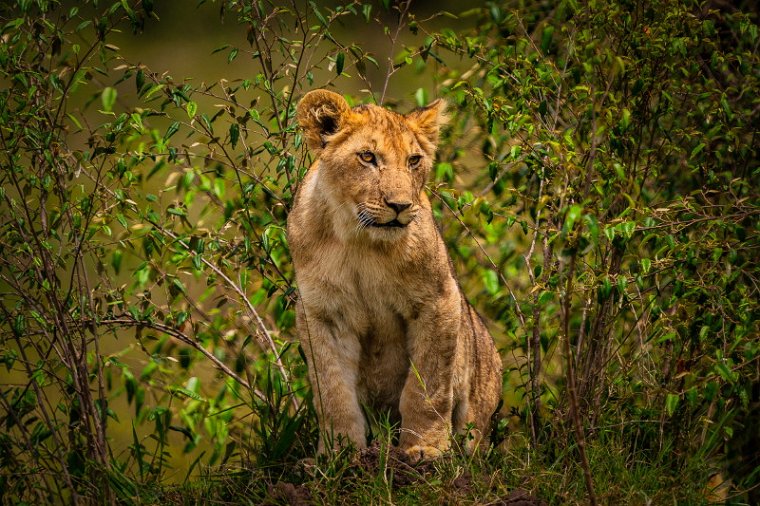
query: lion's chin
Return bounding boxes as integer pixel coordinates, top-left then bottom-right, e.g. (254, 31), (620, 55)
(365, 221), (411, 241)
(370, 219), (407, 228)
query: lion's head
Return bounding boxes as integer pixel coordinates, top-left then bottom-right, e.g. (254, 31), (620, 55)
(297, 90), (447, 242)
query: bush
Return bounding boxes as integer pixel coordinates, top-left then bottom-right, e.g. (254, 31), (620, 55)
(0, 0), (757, 503)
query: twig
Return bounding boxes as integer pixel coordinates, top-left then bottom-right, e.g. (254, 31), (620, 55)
(432, 189), (527, 330)
(98, 316), (267, 403)
(147, 221), (298, 410)
(379, 0), (413, 105)
(562, 253), (598, 506)
(523, 175), (544, 446)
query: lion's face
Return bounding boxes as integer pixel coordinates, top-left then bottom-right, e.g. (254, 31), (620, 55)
(319, 109), (430, 237)
(297, 90), (446, 242)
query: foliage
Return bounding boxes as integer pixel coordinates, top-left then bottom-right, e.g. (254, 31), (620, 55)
(430, 0), (759, 502)
(0, 0), (757, 504)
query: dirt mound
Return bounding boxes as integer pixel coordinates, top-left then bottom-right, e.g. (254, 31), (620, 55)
(355, 442), (430, 486)
(266, 482), (312, 506)
(493, 488), (547, 506)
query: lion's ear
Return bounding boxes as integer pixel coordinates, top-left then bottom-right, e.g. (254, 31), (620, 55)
(297, 89), (351, 152)
(406, 98), (448, 150)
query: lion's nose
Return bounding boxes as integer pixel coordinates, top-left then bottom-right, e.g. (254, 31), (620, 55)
(384, 198), (412, 214)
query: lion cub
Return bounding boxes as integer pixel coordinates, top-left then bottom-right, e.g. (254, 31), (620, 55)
(288, 89), (502, 461)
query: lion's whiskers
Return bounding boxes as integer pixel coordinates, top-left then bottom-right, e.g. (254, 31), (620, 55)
(353, 203), (377, 234)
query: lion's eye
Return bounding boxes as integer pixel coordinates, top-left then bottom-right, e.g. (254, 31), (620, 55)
(358, 151), (376, 164)
(408, 155), (422, 168)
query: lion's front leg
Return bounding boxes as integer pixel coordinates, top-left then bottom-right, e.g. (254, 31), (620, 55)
(299, 311), (367, 453)
(398, 299), (460, 461)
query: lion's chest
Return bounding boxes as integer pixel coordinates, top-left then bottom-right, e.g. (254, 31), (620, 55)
(303, 243), (419, 411)
(305, 241), (420, 322)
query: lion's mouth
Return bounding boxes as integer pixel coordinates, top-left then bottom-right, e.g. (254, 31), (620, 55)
(371, 219), (407, 228)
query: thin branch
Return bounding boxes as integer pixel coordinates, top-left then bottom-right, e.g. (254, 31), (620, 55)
(379, 0), (412, 105)
(146, 220), (298, 410)
(98, 316), (267, 402)
(431, 188), (527, 330)
(562, 253), (598, 506)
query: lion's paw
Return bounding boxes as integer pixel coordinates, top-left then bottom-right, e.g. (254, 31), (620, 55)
(403, 444), (444, 463)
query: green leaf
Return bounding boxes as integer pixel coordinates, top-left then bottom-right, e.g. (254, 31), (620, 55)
(715, 361), (736, 383)
(228, 47), (239, 63)
(66, 113), (82, 130)
(564, 204), (583, 232)
(309, 1), (328, 25)
(436, 162), (453, 181)
(120, 0), (135, 16)
(229, 123), (240, 149)
(124, 370), (136, 404)
(135, 69), (145, 93)
(720, 94), (733, 120)
(415, 87), (428, 107)
(168, 386), (203, 401)
(690, 142), (705, 158)
(164, 121), (180, 140)
(665, 393), (679, 417)
(336, 51), (345, 75)
(488, 162), (498, 182)
(482, 269), (499, 295)
(186, 101), (197, 118)
(112, 249), (122, 274)
(598, 277), (613, 302)
(620, 108), (631, 130)
(101, 87), (117, 112)
(618, 221), (635, 239)
(510, 145), (522, 159)
(540, 25), (554, 53)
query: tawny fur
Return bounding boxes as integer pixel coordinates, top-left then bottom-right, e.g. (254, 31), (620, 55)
(288, 89), (502, 460)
